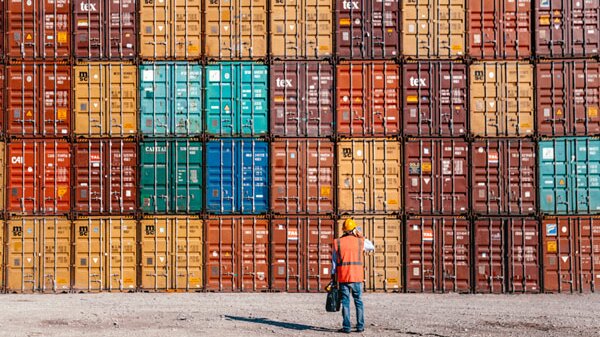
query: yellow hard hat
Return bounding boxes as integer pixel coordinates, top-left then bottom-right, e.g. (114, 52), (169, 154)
(343, 218), (357, 232)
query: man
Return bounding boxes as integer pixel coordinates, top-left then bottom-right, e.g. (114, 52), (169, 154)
(332, 218), (375, 333)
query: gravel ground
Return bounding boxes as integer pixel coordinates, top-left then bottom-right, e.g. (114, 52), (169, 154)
(0, 293), (598, 337)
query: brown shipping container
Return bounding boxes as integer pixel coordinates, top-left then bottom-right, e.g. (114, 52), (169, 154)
(405, 217), (470, 293)
(73, 140), (137, 214)
(0, 220), (3, 290)
(74, 63), (137, 137)
(0, 66), (4, 134)
(470, 62), (534, 137)
(542, 217), (600, 293)
(205, 217), (269, 291)
(271, 217), (334, 292)
(7, 140), (70, 215)
(337, 139), (402, 214)
(204, 0), (267, 59)
(403, 62), (467, 137)
(404, 139), (469, 215)
(6, 217), (70, 293)
(271, 139), (334, 214)
(139, 0), (201, 59)
(0, 143), (5, 212)
(474, 218), (540, 294)
(535, 0), (600, 58)
(74, 0), (136, 59)
(0, 0), (4, 59)
(73, 217), (136, 292)
(140, 216), (203, 291)
(5, 0), (70, 59)
(468, 0), (531, 59)
(337, 62), (400, 137)
(270, 62), (334, 137)
(472, 139), (536, 215)
(270, 0), (332, 59)
(537, 60), (600, 136)
(335, 0), (399, 59)
(402, 0), (465, 59)
(6, 63), (70, 137)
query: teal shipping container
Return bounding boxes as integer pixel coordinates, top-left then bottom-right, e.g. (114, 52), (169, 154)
(140, 140), (203, 213)
(539, 138), (600, 214)
(205, 62), (268, 136)
(140, 63), (202, 136)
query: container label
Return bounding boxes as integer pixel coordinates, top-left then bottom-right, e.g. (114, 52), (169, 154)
(542, 148), (554, 160)
(209, 70), (220, 82)
(142, 69), (154, 82)
(321, 186), (331, 197)
(546, 223), (557, 236)
(423, 230), (433, 242)
(547, 241), (557, 253)
(588, 107), (598, 118)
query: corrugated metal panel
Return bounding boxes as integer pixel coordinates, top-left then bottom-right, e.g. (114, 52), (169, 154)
(0, 143), (5, 212)
(0, 219), (3, 291)
(206, 139), (269, 214)
(140, 63), (203, 136)
(0, 0), (4, 59)
(539, 138), (600, 214)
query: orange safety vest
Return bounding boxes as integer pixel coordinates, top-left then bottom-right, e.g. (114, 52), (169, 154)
(334, 235), (364, 283)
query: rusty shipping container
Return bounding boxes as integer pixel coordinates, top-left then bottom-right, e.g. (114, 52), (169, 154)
(337, 139), (402, 214)
(6, 63), (70, 137)
(139, 0), (201, 59)
(271, 139), (334, 215)
(140, 216), (203, 291)
(73, 140), (137, 215)
(470, 62), (534, 137)
(0, 0), (4, 59)
(471, 139), (536, 215)
(0, 219), (3, 290)
(0, 66), (4, 135)
(73, 63), (137, 137)
(73, 217), (136, 292)
(7, 140), (70, 215)
(403, 62), (468, 137)
(270, 0), (332, 59)
(5, 0), (70, 60)
(468, 0), (531, 59)
(271, 217), (334, 292)
(535, 0), (600, 58)
(0, 143), (5, 212)
(474, 218), (540, 294)
(205, 217), (269, 292)
(337, 62), (400, 137)
(404, 139), (469, 215)
(204, 0), (267, 59)
(537, 60), (600, 136)
(402, 0), (465, 59)
(542, 217), (600, 293)
(74, 0), (136, 59)
(270, 62), (334, 137)
(405, 217), (470, 293)
(5, 217), (70, 293)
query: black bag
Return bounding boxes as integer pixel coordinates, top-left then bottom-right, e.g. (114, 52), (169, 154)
(325, 282), (341, 312)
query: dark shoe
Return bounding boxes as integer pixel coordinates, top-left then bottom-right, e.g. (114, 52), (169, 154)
(337, 328), (351, 334)
(356, 328), (365, 333)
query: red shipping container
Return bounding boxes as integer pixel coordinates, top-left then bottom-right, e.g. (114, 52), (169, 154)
(336, 62), (400, 137)
(270, 217), (334, 292)
(6, 63), (70, 137)
(0, 0), (5, 59)
(474, 218), (540, 294)
(7, 140), (70, 215)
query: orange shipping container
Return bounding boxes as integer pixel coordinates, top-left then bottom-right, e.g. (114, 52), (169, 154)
(0, 142), (5, 212)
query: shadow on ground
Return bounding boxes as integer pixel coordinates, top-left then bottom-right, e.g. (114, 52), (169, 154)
(224, 315), (334, 332)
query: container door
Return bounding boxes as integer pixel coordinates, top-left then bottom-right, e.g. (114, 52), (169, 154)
(306, 218), (334, 292)
(40, 218), (71, 292)
(106, 219), (136, 291)
(509, 219), (540, 293)
(305, 140), (334, 214)
(7, 142), (37, 213)
(240, 140), (269, 213)
(140, 141), (169, 213)
(271, 141), (302, 214)
(74, 0), (103, 59)
(337, 64), (367, 136)
(577, 218), (600, 292)
(140, 64), (170, 136)
(108, 0), (137, 59)
(573, 139), (600, 213)
(506, 140), (537, 214)
(542, 218), (576, 292)
(74, 219), (104, 291)
(362, 217), (402, 292)
(172, 141), (203, 213)
(474, 219), (504, 293)
(337, 140), (369, 213)
(140, 218), (169, 290)
(173, 63), (202, 135)
(173, 0), (202, 58)
(440, 218), (470, 293)
(205, 218), (238, 291)
(371, 63), (400, 136)
(206, 64), (235, 136)
(539, 140), (569, 213)
(6, 219), (37, 292)
(106, 64), (137, 136)
(108, 141), (137, 213)
(240, 218), (269, 291)
(270, 218), (302, 291)
(206, 141), (235, 213)
(405, 219), (437, 292)
(73, 141), (105, 213)
(239, 64), (268, 136)
(139, 0), (170, 59)
(41, 64), (70, 136)
(372, 140), (402, 213)
(173, 218), (203, 290)
(503, 63), (534, 136)
(39, 141), (70, 214)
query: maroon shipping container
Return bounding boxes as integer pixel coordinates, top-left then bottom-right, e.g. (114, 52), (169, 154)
(335, 0), (400, 59)
(5, 0), (70, 60)
(468, 0), (531, 59)
(73, 140), (137, 214)
(405, 217), (471, 293)
(7, 140), (70, 215)
(73, 0), (136, 59)
(0, 0), (4, 59)
(535, 0), (600, 58)
(205, 217), (269, 292)
(404, 139), (469, 215)
(270, 62), (334, 137)
(270, 217), (334, 292)
(271, 139), (334, 215)
(471, 139), (536, 215)
(403, 62), (468, 137)
(536, 60), (600, 136)
(542, 217), (600, 293)
(6, 63), (70, 137)
(336, 62), (400, 137)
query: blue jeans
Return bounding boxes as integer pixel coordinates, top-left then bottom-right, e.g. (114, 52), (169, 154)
(340, 282), (364, 332)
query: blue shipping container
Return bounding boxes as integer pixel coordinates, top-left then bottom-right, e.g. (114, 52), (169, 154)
(206, 139), (269, 214)
(205, 62), (268, 136)
(539, 137), (600, 214)
(140, 62), (203, 136)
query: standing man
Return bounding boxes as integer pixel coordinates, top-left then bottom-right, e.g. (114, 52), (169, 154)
(332, 218), (375, 333)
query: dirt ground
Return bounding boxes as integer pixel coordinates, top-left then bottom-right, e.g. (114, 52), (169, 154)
(0, 293), (598, 337)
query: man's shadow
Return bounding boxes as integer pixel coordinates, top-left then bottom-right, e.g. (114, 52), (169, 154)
(224, 315), (335, 332)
